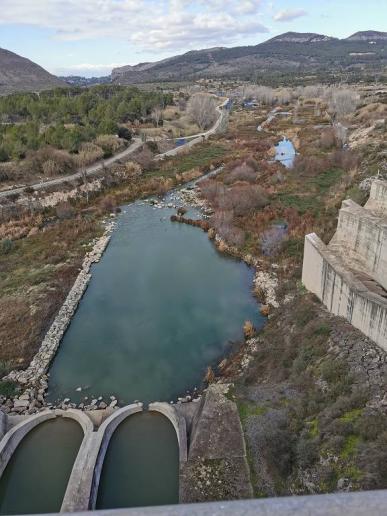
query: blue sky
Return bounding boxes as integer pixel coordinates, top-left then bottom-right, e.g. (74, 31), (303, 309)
(0, 0), (385, 76)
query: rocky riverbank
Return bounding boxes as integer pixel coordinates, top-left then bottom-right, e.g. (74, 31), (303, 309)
(0, 218), (116, 414)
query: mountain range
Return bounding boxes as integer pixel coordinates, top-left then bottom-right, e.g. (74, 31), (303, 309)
(1, 30), (386, 95)
(111, 30), (387, 85)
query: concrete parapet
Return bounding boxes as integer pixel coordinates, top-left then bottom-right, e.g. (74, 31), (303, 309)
(64, 489), (387, 516)
(302, 233), (387, 350)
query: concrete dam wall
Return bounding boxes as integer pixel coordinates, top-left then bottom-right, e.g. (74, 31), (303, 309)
(0, 385), (251, 512)
(302, 179), (387, 351)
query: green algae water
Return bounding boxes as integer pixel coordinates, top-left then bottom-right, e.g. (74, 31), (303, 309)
(97, 412), (179, 509)
(47, 198), (263, 405)
(0, 418), (83, 515)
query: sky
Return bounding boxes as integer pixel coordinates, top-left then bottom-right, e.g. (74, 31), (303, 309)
(0, 0), (386, 77)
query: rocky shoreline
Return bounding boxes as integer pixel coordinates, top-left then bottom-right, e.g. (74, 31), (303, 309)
(0, 218), (116, 414)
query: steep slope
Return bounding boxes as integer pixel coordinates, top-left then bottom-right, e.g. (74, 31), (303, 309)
(112, 31), (387, 84)
(0, 48), (66, 95)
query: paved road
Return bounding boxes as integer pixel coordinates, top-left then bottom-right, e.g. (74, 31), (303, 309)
(0, 97), (230, 199)
(0, 138), (143, 199)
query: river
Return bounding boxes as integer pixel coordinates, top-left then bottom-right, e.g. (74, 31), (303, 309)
(46, 187), (263, 406)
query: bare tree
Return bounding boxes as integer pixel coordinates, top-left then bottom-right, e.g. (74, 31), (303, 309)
(151, 106), (163, 127)
(75, 153), (91, 203)
(333, 123), (348, 147)
(187, 93), (217, 131)
(329, 89), (359, 119)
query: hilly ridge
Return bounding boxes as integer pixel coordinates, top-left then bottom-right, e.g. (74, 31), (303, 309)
(112, 31), (387, 85)
(0, 48), (66, 95)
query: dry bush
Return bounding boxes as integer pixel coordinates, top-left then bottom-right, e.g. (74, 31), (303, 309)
(56, 201), (75, 219)
(76, 143), (104, 166)
(292, 155), (330, 177)
(209, 208), (245, 247)
(95, 135), (122, 156)
(134, 145), (155, 170)
(112, 161), (142, 181)
(199, 178), (226, 204)
(223, 184), (268, 216)
(261, 225), (288, 256)
(224, 163), (257, 185)
(331, 149), (359, 171)
(243, 320), (255, 339)
(28, 147), (75, 176)
(319, 128), (338, 150)
(99, 195), (116, 213)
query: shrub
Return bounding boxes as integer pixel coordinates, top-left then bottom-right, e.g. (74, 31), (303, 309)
(117, 126), (132, 141)
(0, 238), (14, 255)
(0, 380), (18, 397)
(224, 163), (257, 184)
(296, 437), (319, 468)
(56, 202), (75, 219)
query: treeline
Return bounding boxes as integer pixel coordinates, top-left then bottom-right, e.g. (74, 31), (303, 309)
(0, 85), (173, 161)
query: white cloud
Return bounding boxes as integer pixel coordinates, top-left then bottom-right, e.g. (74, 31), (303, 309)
(0, 0), (269, 50)
(273, 8), (307, 22)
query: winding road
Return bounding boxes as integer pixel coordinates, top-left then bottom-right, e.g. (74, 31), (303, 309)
(0, 97), (229, 200)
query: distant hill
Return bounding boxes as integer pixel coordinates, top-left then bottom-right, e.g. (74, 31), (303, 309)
(0, 48), (66, 95)
(267, 32), (337, 43)
(112, 31), (387, 85)
(346, 31), (387, 41)
(60, 75), (111, 87)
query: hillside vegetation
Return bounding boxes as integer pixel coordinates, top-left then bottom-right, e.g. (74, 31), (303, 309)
(0, 85), (172, 182)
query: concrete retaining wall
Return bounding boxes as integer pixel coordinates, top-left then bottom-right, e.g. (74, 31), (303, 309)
(331, 199), (387, 290)
(365, 179), (387, 215)
(302, 233), (387, 350)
